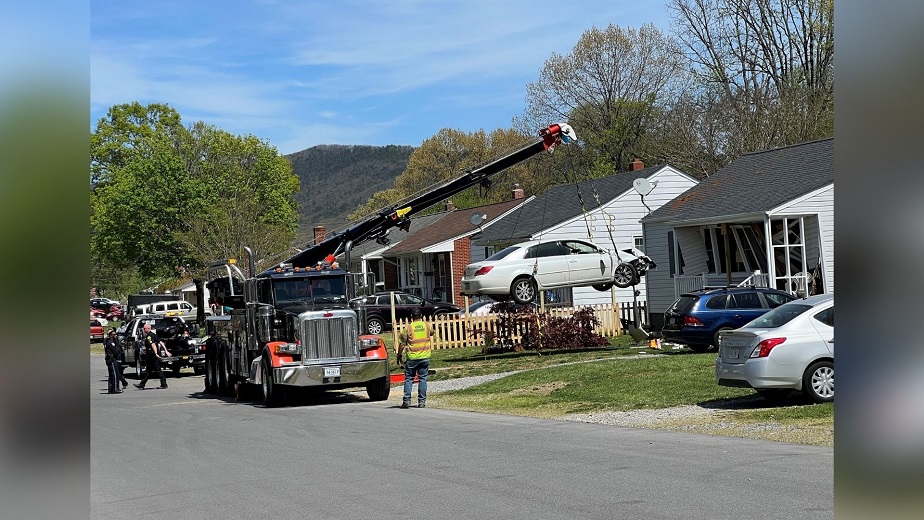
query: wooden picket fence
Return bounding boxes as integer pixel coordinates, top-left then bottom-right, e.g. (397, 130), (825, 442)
(393, 302), (648, 350)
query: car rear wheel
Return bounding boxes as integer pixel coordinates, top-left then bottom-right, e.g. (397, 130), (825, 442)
(712, 327), (733, 350)
(511, 277), (537, 305)
(134, 354), (143, 378)
(367, 317), (384, 335)
(612, 263), (638, 288)
(803, 360), (834, 403)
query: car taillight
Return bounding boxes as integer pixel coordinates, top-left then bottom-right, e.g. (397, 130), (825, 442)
(683, 316), (703, 327)
(474, 266), (493, 276)
(751, 337), (786, 358)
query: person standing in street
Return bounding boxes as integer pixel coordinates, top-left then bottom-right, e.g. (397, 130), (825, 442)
(104, 329), (126, 393)
(397, 308), (433, 408)
(134, 323), (170, 390)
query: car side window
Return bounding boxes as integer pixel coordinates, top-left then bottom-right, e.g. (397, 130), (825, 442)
(705, 295), (728, 309)
(524, 245), (538, 259)
(562, 241), (597, 254)
(402, 294), (424, 305)
(730, 292), (762, 309)
(813, 307), (834, 327)
(535, 242), (565, 258)
(763, 292), (793, 308)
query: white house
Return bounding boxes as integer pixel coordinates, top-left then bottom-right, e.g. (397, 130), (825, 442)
(641, 138), (834, 330)
(472, 162), (700, 307)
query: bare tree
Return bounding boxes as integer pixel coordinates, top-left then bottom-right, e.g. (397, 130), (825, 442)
(515, 24), (689, 176)
(669, 0), (834, 158)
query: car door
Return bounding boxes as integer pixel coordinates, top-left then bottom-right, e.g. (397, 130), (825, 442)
(525, 241), (570, 288)
(725, 291), (767, 328)
(811, 305), (835, 355)
(561, 239), (611, 284)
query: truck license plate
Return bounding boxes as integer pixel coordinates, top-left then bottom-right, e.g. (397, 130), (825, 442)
(324, 366), (341, 378)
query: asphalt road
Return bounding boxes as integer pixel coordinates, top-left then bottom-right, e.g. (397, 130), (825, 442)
(90, 354), (832, 520)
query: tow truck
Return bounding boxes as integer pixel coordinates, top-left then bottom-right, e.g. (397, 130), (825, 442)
(201, 123), (577, 406)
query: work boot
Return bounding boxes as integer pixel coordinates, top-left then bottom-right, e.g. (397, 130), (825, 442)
(418, 403), (426, 408)
(133, 383), (144, 390)
(400, 402), (410, 409)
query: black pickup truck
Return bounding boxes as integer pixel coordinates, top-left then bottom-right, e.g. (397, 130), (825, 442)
(115, 315), (204, 377)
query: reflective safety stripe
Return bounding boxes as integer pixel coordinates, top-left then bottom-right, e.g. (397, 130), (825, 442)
(405, 320), (431, 359)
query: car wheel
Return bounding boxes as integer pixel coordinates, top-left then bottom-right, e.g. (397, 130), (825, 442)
(366, 375), (390, 401)
(134, 354), (143, 378)
(262, 352), (283, 407)
(171, 366), (182, 378)
(367, 317), (384, 335)
(755, 388), (792, 402)
(193, 365), (205, 376)
(803, 360), (834, 403)
(612, 263), (638, 288)
(592, 282), (613, 291)
(511, 277), (537, 305)
(712, 327), (733, 350)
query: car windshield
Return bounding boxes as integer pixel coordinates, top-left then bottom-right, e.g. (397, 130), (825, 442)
(742, 303), (813, 329)
(485, 245), (521, 261)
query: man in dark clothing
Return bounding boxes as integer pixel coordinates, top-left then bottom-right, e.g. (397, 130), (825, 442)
(134, 323), (171, 389)
(104, 329), (126, 393)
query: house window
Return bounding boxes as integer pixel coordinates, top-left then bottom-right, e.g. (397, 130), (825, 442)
(634, 236), (644, 253)
(402, 257), (419, 287)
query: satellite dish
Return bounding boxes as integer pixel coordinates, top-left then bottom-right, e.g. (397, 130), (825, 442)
(633, 178), (654, 196)
(469, 212), (487, 227)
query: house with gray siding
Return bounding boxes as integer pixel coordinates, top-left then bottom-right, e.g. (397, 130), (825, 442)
(472, 163), (699, 307)
(641, 138), (834, 330)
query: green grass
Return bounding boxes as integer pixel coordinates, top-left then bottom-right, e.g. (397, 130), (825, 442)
(434, 352), (755, 416)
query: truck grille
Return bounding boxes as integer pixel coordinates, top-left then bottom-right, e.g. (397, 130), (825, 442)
(300, 312), (359, 362)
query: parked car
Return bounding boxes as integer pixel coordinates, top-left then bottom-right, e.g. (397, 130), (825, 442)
(105, 304), (124, 321)
(716, 294), (834, 402)
(461, 239), (656, 305)
(91, 297), (121, 311)
(455, 300), (537, 316)
(660, 287), (797, 352)
(146, 299), (211, 321)
(90, 319), (105, 342)
(116, 315), (204, 377)
(352, 292), (461, 334)
(90, 307), (107, 319)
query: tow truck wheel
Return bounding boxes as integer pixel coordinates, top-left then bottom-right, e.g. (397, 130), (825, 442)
(217, 342), (231, 396)
(366, 376), (390, 401)
(262, 353), (283, 407)
(204, 348), (216, 393)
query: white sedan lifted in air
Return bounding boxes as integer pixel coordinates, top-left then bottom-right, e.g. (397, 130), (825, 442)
(461, 239), (656, 304)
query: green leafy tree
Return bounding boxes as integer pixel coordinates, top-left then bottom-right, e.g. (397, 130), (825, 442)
(91, 103), (299, 283)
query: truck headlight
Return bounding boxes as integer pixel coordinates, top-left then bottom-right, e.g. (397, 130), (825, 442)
(276, 343), (300, 354)
(359, 338), (380, 349)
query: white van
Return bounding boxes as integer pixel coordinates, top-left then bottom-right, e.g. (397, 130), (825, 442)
(146, 300), (211, 320)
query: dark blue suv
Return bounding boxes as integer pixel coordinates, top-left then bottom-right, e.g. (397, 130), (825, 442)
(661, 287), (796, 352)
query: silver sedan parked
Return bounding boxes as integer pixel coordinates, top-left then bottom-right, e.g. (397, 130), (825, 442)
(715, 293), (834, 402)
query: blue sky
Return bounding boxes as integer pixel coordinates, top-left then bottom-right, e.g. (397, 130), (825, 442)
(91, 1), (671, 155)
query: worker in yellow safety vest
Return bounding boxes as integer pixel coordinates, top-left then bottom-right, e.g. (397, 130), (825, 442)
(397, 308), (433, 409)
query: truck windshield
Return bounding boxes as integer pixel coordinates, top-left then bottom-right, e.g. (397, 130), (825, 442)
(274, 276), (347, 304)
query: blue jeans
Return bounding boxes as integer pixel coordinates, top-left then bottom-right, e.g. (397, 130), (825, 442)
(403, 357), (430, 405)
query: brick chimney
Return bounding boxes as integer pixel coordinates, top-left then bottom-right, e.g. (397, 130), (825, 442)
(445, 200), (455, 212)
(511, 183), (525, 200)
(313, 226), (326, 245)
(630, 158), (645, 171)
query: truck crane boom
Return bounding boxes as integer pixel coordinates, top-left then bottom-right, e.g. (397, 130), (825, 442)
(274, 123), (576, 273)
